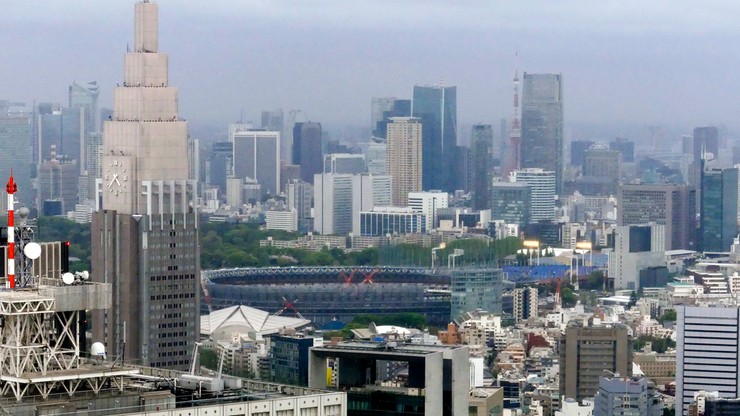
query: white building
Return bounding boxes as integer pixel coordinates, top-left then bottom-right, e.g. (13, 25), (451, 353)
(365, 141), (387, 175)
(509, 168), (556, 222)
(359, 206), (425, 236)
(408, 191), (448, 232)
(265, 209), (298, 232)
(351, 174), (392, 235)
(314, 173), (353, 235)
(606, 224), (666, 290)
(676, 306), (740, 416)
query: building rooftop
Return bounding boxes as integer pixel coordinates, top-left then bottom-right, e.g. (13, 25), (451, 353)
(201, 305), (311, 340)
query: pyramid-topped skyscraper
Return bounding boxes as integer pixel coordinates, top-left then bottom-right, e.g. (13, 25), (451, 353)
(92, 0), (199, 371)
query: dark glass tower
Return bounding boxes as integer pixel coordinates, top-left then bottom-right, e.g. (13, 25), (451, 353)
(412, 85), (457, 192)
(700, 167), (738, 252)
(521, 73), (563, 195)
(292, 122), (322, 184)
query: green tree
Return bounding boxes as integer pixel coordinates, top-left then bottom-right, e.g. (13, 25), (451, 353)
(627, 290), (638, 309)
(658, 309), (677, 324)
(561, 287), (577, 308)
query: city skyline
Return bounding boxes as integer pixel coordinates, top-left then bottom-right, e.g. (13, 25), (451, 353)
(2, 1), (740, 136)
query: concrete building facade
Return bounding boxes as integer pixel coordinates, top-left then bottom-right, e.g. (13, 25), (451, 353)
(91, 1), (199, 371)
(387, 117), (422, 206)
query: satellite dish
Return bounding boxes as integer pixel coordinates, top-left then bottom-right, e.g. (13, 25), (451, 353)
(23, 242), (42, 260)
(81, 271), (90, 280)
(62, 272), (75, 285)
(91, 342), (107, 359)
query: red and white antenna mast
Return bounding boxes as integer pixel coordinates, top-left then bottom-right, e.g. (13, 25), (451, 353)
(6, 172), (17, 289)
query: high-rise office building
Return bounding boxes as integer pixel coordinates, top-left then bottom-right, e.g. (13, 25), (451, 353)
(412, 85), (457, 192)
(286, 179), (313, 233)
(470, 124), (493, 211)
(617, 183), (696, 250)
(313, 173), (353, 235)
(261, 109), (283, 133)
(692, 126), (719, 161)
(609, 138), (634, 163)
(69, 81), (100, 195)
(408, 191), (448, 232)
(38, 106), (84, 171)
(450, 268), (503, 320)
(606, 224), (665, 290)
(233, 129), (280, 196)
(570, 140), (594, 167)
(700, 167), (738, 252)
(371, 98), (411, 139)
(91, 1), (199, 371)
(510, 168), (556, 223)
(511, 287), (538, 323)
(324, 153), (365, 175)
(292, 122), (322, 184)
(491, 181), (530, 227)
(37, 149), (78, 216)
(351, 174), (392, 235)
(560, 322), (632, 402)
(583, 143), (620, 178)
(207, 141), (233, 197)
(521, 73), (563, 195)
(676, 306), (740, 416)
(0, 101), (33, 211)
(364, 140), (386, 175)
(387, 117), (422, 206)
(69, 81), (99, 135)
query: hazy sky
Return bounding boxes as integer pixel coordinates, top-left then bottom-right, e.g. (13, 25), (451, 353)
(3, 1), (740, 139)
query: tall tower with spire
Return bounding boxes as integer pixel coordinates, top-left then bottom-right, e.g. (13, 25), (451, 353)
(91, 1), (199, 371)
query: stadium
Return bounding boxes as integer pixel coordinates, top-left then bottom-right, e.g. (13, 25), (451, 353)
(202, 266), (452, 326)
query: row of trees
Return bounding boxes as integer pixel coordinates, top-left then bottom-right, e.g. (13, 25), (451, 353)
(19, 217), (524, 272)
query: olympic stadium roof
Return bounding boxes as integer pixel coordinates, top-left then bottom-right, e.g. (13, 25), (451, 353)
(201, 305), (311, 341)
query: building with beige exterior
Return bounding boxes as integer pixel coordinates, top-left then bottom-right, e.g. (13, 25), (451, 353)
(559, 322), (632, 402)
(92, 1), (199, 371)
(386, 117), (422, 206)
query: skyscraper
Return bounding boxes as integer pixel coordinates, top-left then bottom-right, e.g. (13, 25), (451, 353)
(386, 117), (422, 206)
(286, 179), (313, 233)
(0, 101), (33, 211)
(676, 306), (740, 416)
(618, 183), (696, 250)
(91, 1), (199, 371)
(37, 149), (78, 216)
(232, 129), (280, 196)
(693, 126), (719, 161)
(412, 85), (457, 192)
(700, 167), (738, 252)
(38, 106), (84, 170)
(313, 173), (353, 235)
(510, 168), (556, 223)
(261, 109), (283, 133)
(371, 98), (411, 139)
(521, 73), (563, 195)
(470, 124), (493, 210)
(292, 122), (322, 184)
(491, 181), (530, 227)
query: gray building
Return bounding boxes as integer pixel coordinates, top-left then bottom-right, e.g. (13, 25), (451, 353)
(0, 101), (34, 211)
(521, 73), (563, 195)
(232, 129), (281, 196)
(618, 183), (696, 251)
(560, 322), (632, 402)
(491, 181), (530, 227)
(450, 268), (502, 320)
(593, 375), (662, 416)
(286, 179), (313, 233)
(412, 85), (457, 192)
(292, 122), (322, 184)
(470, 124), (493, 211)
(324, 153), (365, 174)
(38, 106), (84, 171)
(309, 341), (469, 416)
(91, 1), (199, 371)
